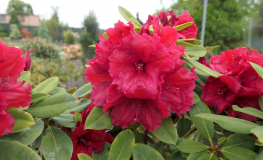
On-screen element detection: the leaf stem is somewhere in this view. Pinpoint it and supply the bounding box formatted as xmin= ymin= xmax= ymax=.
xmin=182 ymin=126 xmax=196 ymax=138
xmin=144 ymin=130 xmax=148 ymax=144
xmin=258 ymin=146 xmax=263 ymax=154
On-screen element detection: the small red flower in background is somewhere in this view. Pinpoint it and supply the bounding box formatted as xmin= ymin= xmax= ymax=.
xmin=84 ymin=12 xmax=197 ymax=132
xmin=201 ymin=47 xmax=263 ymax=121
xmin=71 ymin=103 xmax=114 ymax=160
xmin=0 ymin=40 xmax=32 ymax=137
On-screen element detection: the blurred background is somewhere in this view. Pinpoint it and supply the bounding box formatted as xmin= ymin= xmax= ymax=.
xmin=0 ymin=0 xmax=262 ymax=89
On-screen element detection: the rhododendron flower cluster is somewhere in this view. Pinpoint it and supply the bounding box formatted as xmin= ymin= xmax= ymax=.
xmin=71 ymin=103 xmax=114 ymax=160
xmin=0 ymin=41 xmax=32 ymax=137
xmin=84 ymin=11 xmax=197 ymax=132
xmin=201 ymin=47 xmax=263 ymax=121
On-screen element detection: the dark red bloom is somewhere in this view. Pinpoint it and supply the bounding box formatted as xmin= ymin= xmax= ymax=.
xmin=109 ymin=33 xmax=173 ymax=99
xmin=0 ymin=94 xmax=14 ymax=137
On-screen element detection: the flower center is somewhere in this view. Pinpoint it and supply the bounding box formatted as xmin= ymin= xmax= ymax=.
xmin=218 ymin=87 xmax=228 ymax=95
xmin=132 ymin=100 xmax=141 ymax=121
xmin=135 ymin=60 xmax=144 ymax=73
xmin=79 ymin=137 xmax=90 ymax=146
xmin=0 ymin=77 xmax=10 ymax=90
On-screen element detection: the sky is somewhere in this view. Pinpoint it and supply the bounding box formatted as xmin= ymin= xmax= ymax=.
xmin=0 ymin=0 xmax=174 ymax=29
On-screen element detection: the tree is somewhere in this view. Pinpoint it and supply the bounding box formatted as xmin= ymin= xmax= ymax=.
xmin=46 ymin=7 xmax=60 ymax=42
xmin=6 ymin=0 xmax=33 ymax=14
xmin=80 ymin=11 xmax=99 ymax=64
xmin=9 ymin=11 xmax=20 ymax=25
xmin=9 ymin=24 xmax=21 ymax=39
xmin=38 ymin=20 xmax=52 ymax=42
xmin=63 ymin=29 xmax=75 ymax=44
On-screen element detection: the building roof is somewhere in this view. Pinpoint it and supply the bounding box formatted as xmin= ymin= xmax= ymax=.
xmin=0 ymin=14 xmax=40 ymax=27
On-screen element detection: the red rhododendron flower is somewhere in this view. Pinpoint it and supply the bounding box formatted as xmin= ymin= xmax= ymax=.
xmin=201 ymin=47 xmax=263 ymax=121
xmin=84 ymin=20 xmax=197 ymax=131
xmin=71 ymin=103 xmax=113 ymax=160
xmin=24 ymin=51 xmax=31 ymax=71
xmin=0 ymin=94 xmax=14 ymax=137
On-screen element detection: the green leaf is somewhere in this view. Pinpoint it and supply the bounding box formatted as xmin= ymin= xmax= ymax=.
xmin=258 ymin=95 xmax=263 ymax=111
xmin=103 ymin=32 xmax=109 ymax=39
xmin=41 ymin=126 xmax=73 ymax=160
xmin=195 ymin=113 xmax=259 ymax=134
xmin=89 ymin=45 xmax=96 ymax=48
xmin=193 ymin=92 xmax=200 ymax=104
xmin=67 ymin=87 xmax=77 ymax=94
xmin=74 ymin=112 xmax=82 ymax=123
xmin=177 ymin=140 xmax=209 ymax=153
xmin=177 ymin=117 xmax=191 ymax=137
xmin=132 ymin=144 xmax=164 ymax=160
xmin=223 ymin=133 xmax=255 ymax=151
xmin=51 ymin=114 xmax=76 ymax=128
xmin=0 ymin=140 xmax=41 ymax=160
xmin=185 ymin=45 xmax=207 ymax=57
xmin=184 ymin=58 xmax=222 ymax=77
xmin=64 ymin=98 xmax=92 ymax=114
xmin=197 ymin=154 xmax=218 ymax=160
xmin=256 ymin=151 xmax=263 ymax=160
xmin=49 ymin=87 xmax=66 ymax=95
xmin=221 ymin=147 xmax=257 ymax=160
xmin=31 ymin=132 xmax=43 ymax=151
xmin=103 ymin=142 xmax=111 ymax=149
xmin=150 ymin=142 xmax=165 ymax=156
xmin=77 ymin=153 xmax=92 ymax=160
xmin=85 ymin=106 xmax=112 ymax=130
xmin=174 ymin=22 xmax=193 ymax=31
xmin=33 ymin=77 xmax=59 ymax=94
xmin=27 ymin=93 xmax=77 ymax=118
xmin=73 ymin=83 xmax=92 ymax=98
xmin=17 ymin=71 xmax=31 ymax=86
xmin=30 ymin=93 xmax=50 ymax=103
xmin=178 ymin=39 xmax=201 ymax=45
xmin=134 ymin=130 xmax=144 ymax=144
xmin=151 ymin=117 xmax=178 ymax=144
xmin=206 ymin=45 xmax=219 ymax=52
xmin=170 ymin=151 xmax=185 ymax=160
xmin=176 ymin=41 xmax=196 ymax=47
xmin=108 ymin=129 xmax=135 ymax=160
xmin=92 ymin=149 xmax=109 ymax=160
xmin=217 ymin=137 xmax=227 ymax=145
xmin=189 ymin=101 xmax=214 ymax=142
xmin=249 ymin=62 xmax=263 ymax=79
xmin=118 ymin=6 xmax=139 ymax=24
xmin=251 ymin=126 xmax=263 ymax=143
xmin=7 ymin=108 xmax=35 ymax=132
xmin=232 ymin=105 xmax=263 ymax=119
xmin=188 ymin=151 xmax=208 ymax=160
xmin=130 ymin=17 xmax=142 ymax=28
xmin=0 ymin=119 xmax=44 ymax=145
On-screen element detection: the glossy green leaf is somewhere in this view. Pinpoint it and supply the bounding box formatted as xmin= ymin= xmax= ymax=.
xmin=77 ymin=153 xmax=92 ymax=160
xmin=85 ymin=106 xmax=112 ymax=130
xmin=256 ymin=151 xmax=263 ymax=160
xmin=217 ymin=137 xmax=227 ymax=145
xmin=51 ymin=114 xmax=76 ymax=128
xmin=67 ymin=87 xmax=77 ymax=94
xmin=177 ymin=117 xmax=191 ymax=137
xmin=108 ymin=129 xmax=135 ymax=160
xmin=232 ymin=105 xmax=263 ymax=119
xmin=130 ymin=17 xmax=142 ymax=28
xmin=151 ymin=117 xmax=178 ymax=144
xmin=223 ymin=133 xmax=255 ymax=151
xmin=103 ymin=32 xmax=109 ymax=39
xmin=206 ymin=45 xmax=220 ymax=52
xmin=189 ymin=101 xmax=214 ymax=142
xmin=31 ymin=132 xmax=43 ymax=151
xmin=221 ymin=147 xmax=257 ymax=160
xmin=0 ymin=119 xmax=44 ymax=145
xmin=193 ymin=92 xmax=200 ymax=104
xmin=177 ymin=140 xmax=209 ymax=153
xmin=251 ymin=126 xmax=263 ymax=143
xmin=7 ymin=108 xmax=35 ymax=132
xmin=176 ymin=41 xmax=196 ymax=47
xmin=134 ymin=130 xmax=144 ymax=144
xmin=0 ymin=140 xmax=41 ymax=160
xmin=92 ymin=149 xmax=109 ymax=160
xmin=49 ymin=87 xmax=66 ymax=95
xmin=259 ymin=95 xmax=263 ymax=111
xmin=249 ymin=62 xmax=263 ymax=79
xmin=33 ymin=77 xmax=59 ymax=94
xmin=188 ymin=151 xmax=208 ymax=160
xmin=195 ymin=113 xmax=259 ymax=134
xmin=118 ymin=6 xmax=139 ymax=24
xmin=41 ymin=126 xmax=73 ymax=160
xmin=150 ymin=142 xmax=165 ymax=156
xmin=30 ymin=93 xmax=50 ymax=103
xmin=174 ymin=22 xmax=193 ymax=31
xmin=89 ymin=45 xmax=96 ymax=48
xmin=27 ymin=93 xmax=77 ymax=118
xmin=170 ymin=151 xmax=185 ymax=160
xmin=185 ymin=45 xmax=207 ymax=57
xmin=103 ymin=142 xmax=111 ymax=149
xmin=178 ymin=39 xmax=201 ymax=45
xmin=74 ymin=112 xmax=82 ymax=123
xmin=64 ymin=98 xmax=92 ymax=114
xmin=184 ymin=58 xmax=222 ymax=77
xmin=17 ymin=71 xmax=31 ymax=86
xmin=197 ymin=154 xmax=218 ymax=160
xmin=132 ymin=144 xmax=164 ymax=160
xmin=73 ymin=83 xmax=92 ymax=98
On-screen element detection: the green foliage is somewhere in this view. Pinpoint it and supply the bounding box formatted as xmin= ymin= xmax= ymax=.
xmin=0 ymin=25 xmax=8 ymax=37
xmin=6 ymin=0 xmax=33 ymax=14
xmin=46 ymin=7 xmax=60 ymax=42
xmin=38 ymin=20 xmax=52 ymax=42
xmin=9 ymin=24 xmax=21 ymax=39
xmin=63 ymin=29 xmax=75 ymax=44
